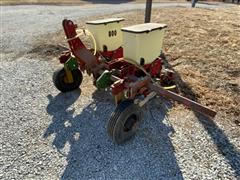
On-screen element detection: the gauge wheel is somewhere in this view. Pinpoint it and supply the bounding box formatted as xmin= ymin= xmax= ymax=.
xmin=107 ymin=100 xmax=142 ymax=144
xmin=53 ymin=67 xmax=83 ymax=92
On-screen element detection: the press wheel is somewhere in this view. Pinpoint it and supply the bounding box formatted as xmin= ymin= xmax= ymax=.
xmin=107 ymin=100 xmax=142 ymax=144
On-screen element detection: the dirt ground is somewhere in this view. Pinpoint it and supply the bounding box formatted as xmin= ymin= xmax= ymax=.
xmin=29 ymin=7 xmax=240 ymax=126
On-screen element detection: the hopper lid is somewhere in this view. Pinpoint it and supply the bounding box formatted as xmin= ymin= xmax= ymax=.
xmin=86 ymin=18 xmax=125 ymax=25
xmin=121 ymin=23 xmax=167 ymax=33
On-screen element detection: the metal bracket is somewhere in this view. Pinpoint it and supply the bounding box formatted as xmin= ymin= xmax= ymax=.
xmin=65 ymin=57 xmax=78 ymax=71
xmin=134 ymin=91 xmax=157 ymax=107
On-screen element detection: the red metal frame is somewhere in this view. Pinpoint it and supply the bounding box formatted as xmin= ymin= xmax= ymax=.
xmin=96 ymin=47 xmax=123 ymax=61
xmin=59 ymin=19 xmax=216 ymax=118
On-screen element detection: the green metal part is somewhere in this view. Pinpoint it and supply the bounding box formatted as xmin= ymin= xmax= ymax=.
xmin=96 ymin=70 xmax=112 ymax=89
xmin=65 ymin=57 xmax=78 ymax=71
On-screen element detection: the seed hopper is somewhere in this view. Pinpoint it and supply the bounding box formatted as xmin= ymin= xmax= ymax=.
xmin=53 ymin=18 xmax=216 ymax=144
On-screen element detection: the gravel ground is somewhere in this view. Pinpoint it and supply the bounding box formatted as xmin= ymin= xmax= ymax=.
xmin=1 ymin=3 xmax=239 ymax=180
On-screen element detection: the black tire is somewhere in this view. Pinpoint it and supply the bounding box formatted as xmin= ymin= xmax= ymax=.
xmin=53 ymin=67 xmax=83 ymax=92
xmin=107 ymin=100 xmax=142 ymax=144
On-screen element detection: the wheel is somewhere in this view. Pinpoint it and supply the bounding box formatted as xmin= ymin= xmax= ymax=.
xmin=53 ymin=67 xmax=83 ymax=92
xmin=107 ymin=100 xmax=142 ymax=144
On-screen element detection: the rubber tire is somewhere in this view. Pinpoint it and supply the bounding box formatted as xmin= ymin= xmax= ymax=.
xmin=53 ymin=67 xmax=83 ymax=93
xmin=107 ymin=100 xmax=142 ymax=144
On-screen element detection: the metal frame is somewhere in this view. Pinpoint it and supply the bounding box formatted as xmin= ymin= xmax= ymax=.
xmin=58 ymin=19 xmax=216 ymax=118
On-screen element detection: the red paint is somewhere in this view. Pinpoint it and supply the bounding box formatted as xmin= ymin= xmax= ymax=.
xmin=97 ymin=47 xmax=123 ymax=61
xmin=143 ymin=58 xmax=162 ymax=78
xmin=59 ymin=51 xmax=71 ymax=64
xmin=111 ymin=80 xmax=125 ymax=95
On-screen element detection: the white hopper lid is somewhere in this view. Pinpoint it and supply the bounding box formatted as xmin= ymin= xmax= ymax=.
xmin=121 ymin=23 xmax=167 ymax=33
xmin=86 ymin=18 xmax=125 ymax=25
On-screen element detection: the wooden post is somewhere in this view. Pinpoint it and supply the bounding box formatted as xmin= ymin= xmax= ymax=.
xmin=191 ymin=0 xmax=198 ymax=7
xmin=145 ymin=0 xmax=152 ymax=23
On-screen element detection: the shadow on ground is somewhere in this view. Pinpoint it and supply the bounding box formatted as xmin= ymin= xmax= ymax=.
xmin=163 ymin=55 xmax=240 ymax=177
xmin=44 ymin=89 xmax=183 ymax=179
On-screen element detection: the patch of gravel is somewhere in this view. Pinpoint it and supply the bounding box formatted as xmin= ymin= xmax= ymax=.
xmin=0 ymin=57 xmax=184 ymax=179
xmin=1 ymin=3 xmax=239 ymax=180
xmin=1 ymin=56 xmax=239 ymax=179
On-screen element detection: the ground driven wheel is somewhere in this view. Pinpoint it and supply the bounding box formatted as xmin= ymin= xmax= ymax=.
xmin=53 ymin=67 xmax=83 ymax=92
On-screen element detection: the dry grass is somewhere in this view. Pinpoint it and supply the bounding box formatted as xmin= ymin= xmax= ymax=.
xmin=30 ymin=7 xmax=240 ymax=124
xmin=151 ymin=7 xmax=240 ymax=115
